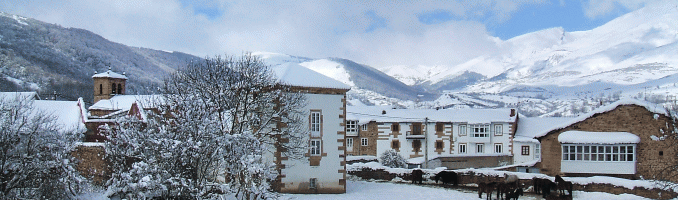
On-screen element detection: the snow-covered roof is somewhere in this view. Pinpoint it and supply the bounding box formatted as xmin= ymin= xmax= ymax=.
xmin=32 ymin=99 xmax=87 ymax=133
xmin=89 ymin=95 xmax=162 ymax=111
xmin=272 ymin=63 xmax=351 ymax=90
xmin=558 ymin=131 xmax=640 ymax=144
xmin=347 ymin=105 xmax=517 ymax=124
xmin=515 ymin=117 xmax=573 ymax=141
xmin=534 ymin=99 xmax=668 ymax=138
xmin=92 ymin=69 xmax=127 ymax=79
xmin=0 ymin=92 xmax=39 ymax=100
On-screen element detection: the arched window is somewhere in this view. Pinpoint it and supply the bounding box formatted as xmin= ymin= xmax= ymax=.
xmin=112 ymin=83 xmax=116 ymax=94
xmin=117 ymin=83 xmax=122 ymax=94
xmin=99 ymin=84 xmax=102 ymax=94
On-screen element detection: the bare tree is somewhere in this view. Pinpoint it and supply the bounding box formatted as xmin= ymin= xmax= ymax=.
xmin=105 ymin=53 xmax=307 ymax=199
xmin=0 ymin=95 xmax=87 ymax=199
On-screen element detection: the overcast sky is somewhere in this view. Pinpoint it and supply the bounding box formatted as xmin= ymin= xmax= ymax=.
xmin=0 ymin=0 xmax=653 ymax=68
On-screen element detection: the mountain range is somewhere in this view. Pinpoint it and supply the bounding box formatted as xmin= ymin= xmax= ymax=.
xmin=1 ymin=2 xmax=677 ymax=116
xmin=0 ymin=12 xmax=200 ymax=104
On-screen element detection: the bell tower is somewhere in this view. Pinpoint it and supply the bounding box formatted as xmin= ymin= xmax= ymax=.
xmin=92 ymin=67 xmax=128 ymax=103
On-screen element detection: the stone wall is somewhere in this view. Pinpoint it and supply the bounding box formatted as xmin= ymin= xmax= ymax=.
xmin=71 ymin=145 xmax=110 ymax=185
xmin=357 ymin=122 xmax=378 ymax=156
xmin=429 ymin=155 xmax=513 ymax=169
xmin=537 ymin=105 xmax=678 ymax=182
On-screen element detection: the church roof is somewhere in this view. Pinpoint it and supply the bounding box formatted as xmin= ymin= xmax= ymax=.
xmin=92 ymin=69 xmax=127 ymax=79
xmin=272 ymin=63 xmax=351 ymax=90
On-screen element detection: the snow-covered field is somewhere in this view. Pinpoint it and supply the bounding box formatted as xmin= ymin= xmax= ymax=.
xmin=282 ymin=180 xmax=649 ymax=200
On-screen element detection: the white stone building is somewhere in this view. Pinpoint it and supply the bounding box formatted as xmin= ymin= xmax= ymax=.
xmin=347 ymin=106 xmax=518 ymax=169
xmin=270 ymin=63 xmax=350 ymax=193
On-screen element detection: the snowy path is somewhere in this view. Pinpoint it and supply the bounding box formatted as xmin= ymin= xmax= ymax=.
xmin=282 ymin=180 xmax=649 ymax=200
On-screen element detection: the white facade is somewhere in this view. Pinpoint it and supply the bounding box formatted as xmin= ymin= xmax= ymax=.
xmin=347 ymin=107 xmax=518 ymax=169
xmin=271 ymin=63 xmax=349 ymax=194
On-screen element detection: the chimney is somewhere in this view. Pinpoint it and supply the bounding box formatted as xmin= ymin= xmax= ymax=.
xmin=510 ymin=109 xmax=516 ymax=117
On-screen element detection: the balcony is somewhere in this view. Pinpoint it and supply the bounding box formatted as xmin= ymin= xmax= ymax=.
xmin=406 ymin=131 xmax=425 ymax=139
xmin=346 ymin=130 xmax=358 ymax=137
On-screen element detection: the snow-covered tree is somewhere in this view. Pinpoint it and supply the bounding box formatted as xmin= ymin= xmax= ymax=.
xmin=380 ymin=149 xmax=407 ymax=168
xmin=105 ymin=53 xmax=306 ymax=199
xmin=0 ymin=96 xmax=88 ymax=199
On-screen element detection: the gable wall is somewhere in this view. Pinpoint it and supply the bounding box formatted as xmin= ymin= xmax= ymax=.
xmin=538 ymin=105 xmax=677 ymax=181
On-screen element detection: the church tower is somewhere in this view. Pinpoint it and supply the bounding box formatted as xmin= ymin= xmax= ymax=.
xmin=92 ymin=67 xmax=128 ymax=103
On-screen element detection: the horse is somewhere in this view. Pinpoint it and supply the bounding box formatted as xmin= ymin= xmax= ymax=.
xmin=555 ymin=175 xmax=573 ymax=196
xmin=505 ymin=188 xmax=524 ymax=200
xmin=532 ymin=177 xmax=550 ymax=195
xmin=504 ymin=173 xmax=519 ymax=183
xmin=434 ymin=171 xmax=458 ymax=186
xmin=411 ymin=169 xmax=423 ymax=184
xmin=496 ymin=182 xmax=517 ymax=200
xmin=478 ymin=182 xmax=497 ymax=200
xmin=540 ymin=180 xmax=558 ymax=198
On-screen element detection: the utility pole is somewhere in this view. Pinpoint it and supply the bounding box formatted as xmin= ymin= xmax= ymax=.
xmin=424 ymin=117 xmax=428 ymax=169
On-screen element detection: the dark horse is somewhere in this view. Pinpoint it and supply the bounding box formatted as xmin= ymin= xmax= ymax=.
xmin=541 ymin=179 xmax=558 ymax=198
xmin=434 ymin=171 xmax=458 ymax=186
xmin=411 ymin=169 xmax=423 ymax=184
xmin=533 ymin=177 xmax=550 ymax=195
xmin=555 ymin=175 xmax=573 ymax=196
xmin=477 ymin=182 xmax=497 ymax=200
xmin=496 ymin=182 xmax=518 ymax=200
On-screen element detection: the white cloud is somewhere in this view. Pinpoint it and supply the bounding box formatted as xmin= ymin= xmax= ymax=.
xmin=0 ymin=0 xmax=629 ymax=69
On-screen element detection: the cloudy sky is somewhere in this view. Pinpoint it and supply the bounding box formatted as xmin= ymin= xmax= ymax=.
xmin=0 ymin=0 xmax=653 ymax=68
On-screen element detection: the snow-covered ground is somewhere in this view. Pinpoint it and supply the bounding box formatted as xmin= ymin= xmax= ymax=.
xmin=281 ymin=180 xmax=649 ymax=200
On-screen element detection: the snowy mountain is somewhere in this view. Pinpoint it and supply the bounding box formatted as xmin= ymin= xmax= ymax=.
xmin=368 ymin=2 xmax=678 ymax=116
xmin=0 ymin=12 xmax=200 ymax=103
xmin=254 ymin=52 xmax=435 ymax=106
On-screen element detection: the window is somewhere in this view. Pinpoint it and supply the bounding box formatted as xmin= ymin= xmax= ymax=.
xmin=346 ymin=138 xmax=353 ymax=149
xmin=477 ymin=144 xmax=484 ymax=153
xmin=111 ymin=83 xmax=117 ymax=94
xmin=436 ymin=123 xmax=444 ymax=132
xmin=361 ymin=138 xmax=368 ymax=146
xmin=99 ymin=84 xmax=102 ymax=94
xmin=310 ymin=140 xmax=321 ymax=156
xmin=459 ymin=125 xmax=467 ymax=136
xmin=391 ymin=123 xmax=400 ymax=131
xmin=362 ymin=124 xmax=368 ymax=131
xmin=436 ymin=141 xmax=444 ymax=149
xmin=346 ymin=120 xmax=357 ymax=133
xmin=494 ymin=125 xmax=503 ymax=136
xmin=412 ymin=123 xmax=422 ymax=135
xmin=495 ymin=143 xmax=503 ymax=153
xmin=117 ymin=83 xmax=122 ymax=94
xmin=562 ymin=144 xmax=635 ymax=162
xmin=471 ymin=124 xmax=490 ymax=137
xmin=521 ymin=146 xmax=530 ymax=155
xmin=535 ymin=144 xmax=541 ymax=159
xmin=412 ymin=140 xmax=421 ymax=149
xmin=459 ymin=143 xmax=467 ymax=153
xmin=392 ymin=140 xmax=400 ymax=148
xmin=310 ymin=111 xmax=321 ymax=137
xmin=309 ymin=178 xmax=317 ymax=189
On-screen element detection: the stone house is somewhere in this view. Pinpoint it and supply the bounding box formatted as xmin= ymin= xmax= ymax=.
xmin=530 ymin=99 xmax=677 ymax=181
xmin=347 ymin=106 xmax=518 ymax=169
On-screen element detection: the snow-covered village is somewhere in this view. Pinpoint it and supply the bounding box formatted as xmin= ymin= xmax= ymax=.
xmin=2 ymin=1 xmax=678 ymax=200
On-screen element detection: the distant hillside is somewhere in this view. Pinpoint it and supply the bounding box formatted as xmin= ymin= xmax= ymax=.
xmin=0 ymin=12 xmax=201 ymax=104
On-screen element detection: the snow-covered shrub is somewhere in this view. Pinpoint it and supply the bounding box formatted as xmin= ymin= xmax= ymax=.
xmin=380 ymin=149 xmax=407 ymax=168
xmin=0 ymin=96 xmax=88 ymax=199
